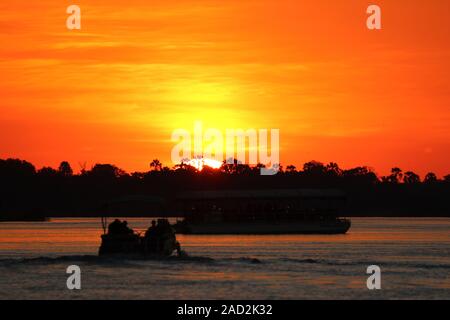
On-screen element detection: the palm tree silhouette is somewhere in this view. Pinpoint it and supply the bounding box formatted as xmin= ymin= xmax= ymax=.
xmin=150 ymin=159 xmax=163 ymax=171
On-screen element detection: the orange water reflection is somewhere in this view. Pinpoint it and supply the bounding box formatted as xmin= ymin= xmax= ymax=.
xmin=0 ymin=217 xmax=449 ymax=255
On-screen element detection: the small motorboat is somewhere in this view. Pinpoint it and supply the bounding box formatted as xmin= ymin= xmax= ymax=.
xmin=98 ymin=218 xmax=182 ymax=258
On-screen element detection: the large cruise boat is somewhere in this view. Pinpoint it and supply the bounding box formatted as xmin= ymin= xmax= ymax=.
xmin=173 ymin=189 xmax=351 ymax=235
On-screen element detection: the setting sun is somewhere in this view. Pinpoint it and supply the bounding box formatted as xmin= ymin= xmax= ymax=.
xmin=186 ymin=157 xmax=223 ymax=171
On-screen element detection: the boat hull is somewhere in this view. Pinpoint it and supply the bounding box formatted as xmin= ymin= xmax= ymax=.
xmin=98 ymin=233 xmax=179 ymax=257
xmin=175 ymin=219 xmax=351 ymax=235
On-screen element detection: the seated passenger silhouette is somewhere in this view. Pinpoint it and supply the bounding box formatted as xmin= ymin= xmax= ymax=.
xmin=108 ymin=219 xmax=134 ymax=235
xmin=108 ymin=219 xmax=122 ymax=235
xmin=144 ymin=220 xmax=158 ymax=253
xmin=122 ymin=220 xmax=133 ymax=234
xmin=145 ymin=220 xmax=157 ymax=237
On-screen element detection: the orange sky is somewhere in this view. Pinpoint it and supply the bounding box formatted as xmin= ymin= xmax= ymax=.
xmin=0 ymin=0 xmax=449 ymax=177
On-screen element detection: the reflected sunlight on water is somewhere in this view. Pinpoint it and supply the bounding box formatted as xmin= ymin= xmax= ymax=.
xmin=0 ymin=217 xmax=449 ymax=299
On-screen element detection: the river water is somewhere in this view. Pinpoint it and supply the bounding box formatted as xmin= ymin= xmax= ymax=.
xmin=0 ymin=217 xmax=449 ymax=299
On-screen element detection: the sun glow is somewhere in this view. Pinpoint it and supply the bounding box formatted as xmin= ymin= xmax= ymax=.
xmin=187 ymin=158 xmax=223 ymax=171
xmin=159 ymin=78 xmax=252 ymax=133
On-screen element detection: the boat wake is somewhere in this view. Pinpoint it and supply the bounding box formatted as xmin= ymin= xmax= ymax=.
xmin=273 ymin=257 xmax=450 ymax=270
xmin=0 ymin=254 xmax=216 ymax=266
xmin=1 ymin=255 xmax=448 ymax=270
xmin=0 ymin=254 xmax=260 ymax=266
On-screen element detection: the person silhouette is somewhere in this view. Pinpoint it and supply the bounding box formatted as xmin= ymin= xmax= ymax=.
xmin=145 ymin=220 xmax=157 ymax=237
xmin=144 ymin=220 xmax=158 ymax=253
xmin=108 ymin=219 xmax=122 ymax=234
xmin=122 ymin=220 xmax=133 ymax=234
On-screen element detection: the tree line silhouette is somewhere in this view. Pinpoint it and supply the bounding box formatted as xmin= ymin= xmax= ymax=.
xmin=0 ymin=158 xmax=449 ymax=219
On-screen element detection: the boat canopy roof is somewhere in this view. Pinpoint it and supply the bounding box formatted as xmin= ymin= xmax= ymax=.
xmin=177 ymin=189 xmax=345 ymax=200
xmin=106 ymin=194 xmax=165 ymax=204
